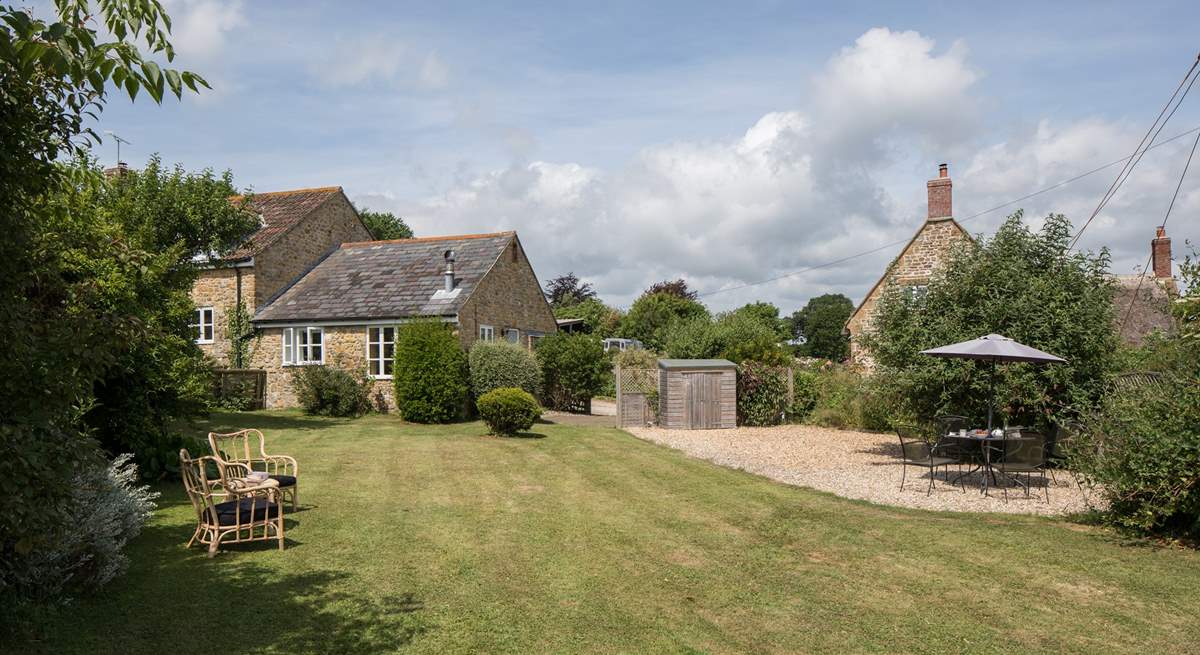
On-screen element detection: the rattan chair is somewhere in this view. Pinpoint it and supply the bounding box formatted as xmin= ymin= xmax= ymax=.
xmin=180 ymin=449 xmax=285 ymax=557
xmin=987 ymin=431 xmax=1049 ymax=503
xmin=896 ymin=424 xmax=963 ymax=495
xmin=208 ymin=429 xmax=298 ymax=510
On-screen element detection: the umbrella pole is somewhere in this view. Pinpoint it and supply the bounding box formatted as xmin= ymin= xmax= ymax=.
xmin=988 ymin=359 xmax=996 ymax=431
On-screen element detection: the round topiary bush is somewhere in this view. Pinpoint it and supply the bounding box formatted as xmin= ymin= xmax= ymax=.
xmin=468 ymin=341 xmax=541 ymax=401
xmin=393 ymin=320 xmax=469 ymax=423
xmin=476 ymin=387 xmax=542 ymax=436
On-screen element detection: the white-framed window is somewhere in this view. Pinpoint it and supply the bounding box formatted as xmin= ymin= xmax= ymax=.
xmin=282 ymin=327 xmax=324 ymax=365
xmin=504 ymin=328 xmax=520 ymax=344
xmin=479 ymin=324 xmax=495 ymax=341
xmin=527 ymin=331 xmax=545 ymax=349
xmin=192 ymin=307 xmax=214 ymax=344
xmin=366 ymin=326 xmax=395 ymax=378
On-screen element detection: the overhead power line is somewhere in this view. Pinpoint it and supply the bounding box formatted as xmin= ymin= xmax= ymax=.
xmin=697 ymin=123 xmax=1200 ymax=299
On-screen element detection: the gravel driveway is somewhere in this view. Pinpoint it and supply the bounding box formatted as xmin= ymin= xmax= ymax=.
xmin=626 ymin=425 xmax=1098 ymax=515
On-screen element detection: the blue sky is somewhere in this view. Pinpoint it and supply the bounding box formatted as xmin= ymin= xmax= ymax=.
xmin=94 ymin=1 xmax=1200 ymax=311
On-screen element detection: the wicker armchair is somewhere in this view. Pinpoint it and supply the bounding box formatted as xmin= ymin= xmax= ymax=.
xmin=208 ymin=429 xmax=298 ymax=510
xmin=180 ymin=449 xmax=285 ymax=557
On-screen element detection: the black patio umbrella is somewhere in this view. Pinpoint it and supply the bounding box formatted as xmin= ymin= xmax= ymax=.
xmin=920 ymin=334 xmax=1067 ymax=430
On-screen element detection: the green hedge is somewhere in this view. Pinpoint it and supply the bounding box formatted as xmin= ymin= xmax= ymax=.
xmin=468 ymin=341 xmax=541 ymax=401
xmin=736 ymin=362 xmax=789 ymax=426
xmin=537 ymin=333 xmax=608 ymax=411
xmin=394 ymin=321 xmax=469 ymax=423
xmin=477 ymin=387 xmax=542 ymax=436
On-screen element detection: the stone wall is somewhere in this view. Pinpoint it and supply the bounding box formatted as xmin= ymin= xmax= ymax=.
xmin=253 ymin=193 xmax=372 ymax=307
xmin=456 ymin=238 xmax=558 ymax=350
xmin=189 ymin=267 xmax=256 ymax=366
xmin=249 ymin=325 xmax=397 ymax=411
xmin=847 ymin=218 xmax=970 ymax=365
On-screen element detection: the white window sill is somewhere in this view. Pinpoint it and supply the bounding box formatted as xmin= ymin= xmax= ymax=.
xmin=195 ymin=339 xmax=215 ymax=345
xmin=368 ymin=375 xmax=393 ymax=380
xmin=282 ymin=361 xmax=324 ymax=367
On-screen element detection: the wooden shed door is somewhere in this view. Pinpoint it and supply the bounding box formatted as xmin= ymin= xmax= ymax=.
xmin=685 ymin=372 xmax=723 ymax=429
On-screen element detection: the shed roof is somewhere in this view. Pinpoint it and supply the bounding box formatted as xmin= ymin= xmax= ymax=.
xmin=657 ymin=358 xmax=736 ymax=370
xmin=252 ymin=232 xmax=515 ymax=324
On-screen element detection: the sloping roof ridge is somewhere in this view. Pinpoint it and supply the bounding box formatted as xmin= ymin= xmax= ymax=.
xmin=229 ymin=186 xmax=342 ymax=202
xmin=342 ymin=231 xmax=516 ymax=247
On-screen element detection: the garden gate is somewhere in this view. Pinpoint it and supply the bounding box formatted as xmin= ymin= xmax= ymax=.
xmin=615 ymin=366 xmax=658 ymax=428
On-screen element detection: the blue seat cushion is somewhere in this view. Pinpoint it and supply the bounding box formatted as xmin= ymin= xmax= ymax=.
xmin=206 ymin=498 xmax=280 ymax=526
xmin=269 ymin=474 xmax=297 ymax=488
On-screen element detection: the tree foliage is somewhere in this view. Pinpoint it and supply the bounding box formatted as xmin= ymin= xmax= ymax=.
xmin=0 ymin=0 xmax=206 ymax=606
xmin=645 ymin=278 xmax=698 ymax=300
xmin=789 ymin=294 xmax=854 ymax=360
xmin=663 ymin=311 xmax=790 ymax=365
xmin=620 ymin=292 xmax=709 ymax=350
xmin=732 ymin=302 xmax=790 ymax=341
xmin=861 ymin=212 xmax=1119 ymax=429
xmin=553 ymin=297 xmax=623 ymax=338
xmin=536 ymin=333 xmax=608 ymax=411
xmin=393 ymin=321 xmax=469 ymax=423
xmin=357 ymin=208 xmax=413 ymax=240
xmin=543 ymin=272 xmax=596 ymax=307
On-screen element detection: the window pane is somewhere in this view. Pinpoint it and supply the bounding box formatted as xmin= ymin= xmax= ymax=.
xmin=309 ymin=329 xmax=322 ymax=345
xmin=369 ymin=343 xmax=380 ymax=360
xmin=383 ymin=343 xmax=394 ymax=360
xmin=310 ymin=345 xmax=322 ymax=362
xmin=383 ymin=359 xmax=393 ymax=376
xmin=204 ymin=324 xmax=214 ymax=341
xmin=384 ymin=327 xmax=395 ymax=343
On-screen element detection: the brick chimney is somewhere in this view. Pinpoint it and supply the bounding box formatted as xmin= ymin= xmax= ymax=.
xmin=927 ymin=163 xmax=952 ymax=220
xmin=1152 ymin=226 xmax=1172 ymax=278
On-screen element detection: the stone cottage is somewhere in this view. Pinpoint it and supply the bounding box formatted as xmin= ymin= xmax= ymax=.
xmin=190 ymin=187 xmax=557 ymax=410
xmin=845 ymin=165 xmax=1178 ymax=365
xmin=247 ymin=231 xmax=555 ymax=409
xmin=845 ymin=164 xmax=971 ymax=364
xmin=189 ymin=186 xmax=374 ymax=364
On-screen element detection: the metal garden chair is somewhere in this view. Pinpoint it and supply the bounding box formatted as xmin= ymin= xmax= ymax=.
xmin=987 ymin=431 xmax=1049 ymax=503
xmin=896 ymin=423 xmax=964 ymax=495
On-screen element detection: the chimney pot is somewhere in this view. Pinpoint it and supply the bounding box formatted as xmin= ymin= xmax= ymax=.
xmin=443 ymin=249 xmax=457 ymax=292
xmin=927 ymin=163 xmax=953 ymax=220
xmin=1151 ymin=227 xmax=1172 ymax=278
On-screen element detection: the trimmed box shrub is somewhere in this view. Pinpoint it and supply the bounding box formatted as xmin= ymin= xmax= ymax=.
xmin=394 ymin=320 xmax=469 ymax=423
xmin=469 ymin=341 xmax=541 ymax=401
xmin=293 ymin=365 xmax=372 ymax=417
xmin=477 ymin=387 xmax=542 ymax=436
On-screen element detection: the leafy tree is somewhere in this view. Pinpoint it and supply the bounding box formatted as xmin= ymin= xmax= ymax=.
xmin=358 ymin=208 xmax=413 ymax=240
xmin=664 ymin=311 xmax=788 ymax=364
xmin=0 ymin=0 xmax=205 ymax=606
xmin=645 ymin=278 xmax=698 ymax=300
xmin=620 ymin=292 xmax=709 ymax=350
xmin=731 ymin=301 xmax=790 ymax=341
xmin=553 ymin=297 xmax=622 ymax=337
xmin=393 ymin=320 xmax=469 ymax=423
xmin=543 ymin=272 xmax=596 ymax=307
xmin=536 ymin=333 xmax=608 ymax=411
xmin=861 ymin=212 xmax=1119 ymax=429
xmin=790 ymin=294 xmax=854 ymax=360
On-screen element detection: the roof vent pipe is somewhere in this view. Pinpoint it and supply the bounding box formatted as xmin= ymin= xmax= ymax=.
xmin=443 ymin=249 xmax=456 ymax=292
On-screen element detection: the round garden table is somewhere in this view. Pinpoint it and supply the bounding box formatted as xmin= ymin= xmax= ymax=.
xmin=946 ymin=430 xmax=1025 ymax=495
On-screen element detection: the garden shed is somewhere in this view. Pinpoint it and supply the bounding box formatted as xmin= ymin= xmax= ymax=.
xmin=658 ymin=359 xmax=737 ymax=430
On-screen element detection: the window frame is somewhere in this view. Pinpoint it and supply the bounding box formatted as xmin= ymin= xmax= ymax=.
xmin=503 ymin=327 xmax=520 ymax=344
xmin=282 ymin=326 xmax=325 ymax=366
xmin=365 ymin=326 xmax=396 ymax=379
xmin=479 ymin=324 xmax=495 ymax=341
xmin=192 ymin=307 xmax=215 ymax=344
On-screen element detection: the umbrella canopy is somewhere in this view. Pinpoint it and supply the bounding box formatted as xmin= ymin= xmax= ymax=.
xmin=920 ymin=334 xmax=1066 ymax=430
xmin=920 ymin=334 xmax=1067 ymax=364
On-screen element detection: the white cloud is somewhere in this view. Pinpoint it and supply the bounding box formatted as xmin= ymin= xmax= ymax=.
xmin=309 ymin=35 xmax=450 ymax=90
xmin=368 ymin=27 xmax=1191 ymax=311
xmin=165 ymin=0 xmax=246 ymax=61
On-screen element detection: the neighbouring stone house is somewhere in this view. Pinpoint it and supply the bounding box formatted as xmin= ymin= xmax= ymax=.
xmin=845 ymin=165 xmax=1178 ymax=366
xmin=845 ymin=164 xmax=971 ymax=365
xmin=246 ymin=231 xmax=556 ymax=410
xmin=189 ymin=186 xmax=374 ymax=364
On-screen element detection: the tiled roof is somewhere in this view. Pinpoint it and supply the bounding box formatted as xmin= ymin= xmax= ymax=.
xmin=226 ymin=187 xmax=344 ymax=259
xmin=252 ymin=232 xmax=516 ymax=323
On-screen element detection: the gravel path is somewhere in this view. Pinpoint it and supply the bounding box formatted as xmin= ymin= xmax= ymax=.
xmin=627 ymin=425 xmax=1100 ymax=515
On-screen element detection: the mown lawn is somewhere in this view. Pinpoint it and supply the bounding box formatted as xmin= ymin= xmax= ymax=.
xmin=22 ymin=411 xmax=1200 ymax=654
